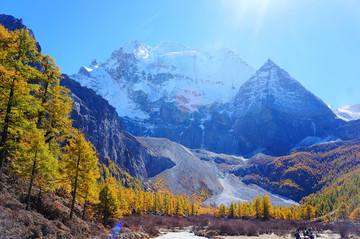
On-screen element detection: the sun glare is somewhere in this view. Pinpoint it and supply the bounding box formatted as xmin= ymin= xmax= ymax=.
xmin=220 ymin=0 xmax=289 ymax=40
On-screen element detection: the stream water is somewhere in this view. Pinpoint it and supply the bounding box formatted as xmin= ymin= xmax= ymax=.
xmin=155 ymin=231 xmax=206 ymax=238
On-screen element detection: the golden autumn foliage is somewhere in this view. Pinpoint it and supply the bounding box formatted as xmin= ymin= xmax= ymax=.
xmin=62 ymin=130 xmax=100 ymax=219
xmin=259 ymin=141 xmax=360 ymax=203
xmin=302 ymin=170 xmax=360 ymax=219
xmin=215 ymin=195 xmax=320 ymax=221
xmin=0 ymin=26 xmax=41 ymax=168
xmin=350 ymin=207 xmax=360 ymax=222
xmin=14 ymin=130 xmax=58 ymax=210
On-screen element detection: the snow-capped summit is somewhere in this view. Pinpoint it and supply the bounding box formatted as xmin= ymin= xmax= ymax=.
xmin=231 ymin=59 xmax=342 ymax=155
xmin=72 ymin=40 xmax=255 ymax=118
xmin=71 ymin=44 xmax=343 ymax=156
xmin=120 ymin=39 xmax=150 ymax=59
xmin=234 ymin=59 xmax=333 ymax=117
xmin=70 ymin=40 xmax=258 ymax=154
xmin=332 ymin=104 xmax=360 ymax=121
xmin=260 ymin=58 xmax=278 ymax=69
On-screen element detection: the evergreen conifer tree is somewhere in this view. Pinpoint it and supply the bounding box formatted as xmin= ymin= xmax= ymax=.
xmin=0 ymin=27 xmax=41 ymax=168
xmin=97 ymin=184 xmax=119 ymax=225
xmin=62 ymin=130 xmax=99 ymax=219
xmin=262 ymin=194 xmax=273 ymax=220
xmin=350 ymin=207 xmax=360 ymax=222
xmin=13 ymin=129 xmax=58 ymax=210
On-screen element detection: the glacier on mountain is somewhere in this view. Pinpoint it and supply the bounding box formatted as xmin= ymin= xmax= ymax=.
xmin=71 ymin=40 xmax=344 ymax=156
xmin=72 ymin=39 xmax=255 ymax=119
xmin=331 ymin=104 xmax=360 ymax=121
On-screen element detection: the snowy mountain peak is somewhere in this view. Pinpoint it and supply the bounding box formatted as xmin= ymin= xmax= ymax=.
xmin=121 ymin=39 xmax=150 ymax=59
xmin=234 ymin=59 xmax=335 ymax=117
xmin=231 ymin=59 xmax=342 ymax=156
xmin=255 ymin=59 xmax=286 ymax=76
xmin=72 ymin=40 xmax=257 ymax=121
xmin=332 ymin=104 xmax=360 ymax=121
xmin=263 ymin=58 xmax=278 ymax=67
xmin=246 ymin=59 xmax=290 ymax=86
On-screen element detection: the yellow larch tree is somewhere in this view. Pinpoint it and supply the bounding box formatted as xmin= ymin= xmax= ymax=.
xmin=13 ymin=129 xmax=58 ymax=210
xmin=62 ymin=130 xmax=99 ymax=219
xmin=0 ymin=27 xmax=41 ymax=169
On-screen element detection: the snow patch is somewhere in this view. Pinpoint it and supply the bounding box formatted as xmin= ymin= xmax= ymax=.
xmin=72 ymin=64 xmax=149 ymax=119
xmin=156 ymin=231 xmax=206 ymax=238
xmin=84 ymin=66 xmax=93 ymax=72
xmin=331 ymin=104 xmax=360 ymax=121
xmin=121 ymin=39 xmax=150 ymax=59
xmin=293 ymin=135 xmax=340 ymax=150
xmin=71 ymin=40 xmax=255 ymax=128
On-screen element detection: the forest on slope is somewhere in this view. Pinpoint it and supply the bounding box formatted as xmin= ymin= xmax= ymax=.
xmin=238 ymin=140 xmax=360 ymax=199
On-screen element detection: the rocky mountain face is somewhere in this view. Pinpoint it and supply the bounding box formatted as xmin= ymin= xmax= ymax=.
xmin=61 ymin=76 xmax=142 ymax=178
xmin=61 ymin=75 xmax=298 ymax=205
xmin=231 ymin=59 xmax=344 ymax=155
xmin=0 ymin=14 xmax=41 ymax=52
xmin=0 ymin=14 xmax=35 ymax=37
xmin=71 ymin=40 xmax=257 ymax=154
xmin=60 ymin=75 xmax=298 ymax=205
xmin=71 ymin=41 xmax=351 ymax=156
xmin=61 ymin=75 xmax=177 ymax=181
xmin=332 ymin=119 xmax=360 ymax=140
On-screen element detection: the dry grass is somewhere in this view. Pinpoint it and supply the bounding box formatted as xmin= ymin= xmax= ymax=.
xmin=0 ymin=173 xmax=108 ymax=239
xmin=119 ymin=214 xmax=360 ymax=238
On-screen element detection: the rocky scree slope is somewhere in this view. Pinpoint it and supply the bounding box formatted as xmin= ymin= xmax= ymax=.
xmin=135 ymin=137 xmax=298 ymax=206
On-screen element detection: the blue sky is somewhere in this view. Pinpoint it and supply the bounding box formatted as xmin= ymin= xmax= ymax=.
xmin=2 ymin=0 xmax=360 ymax=107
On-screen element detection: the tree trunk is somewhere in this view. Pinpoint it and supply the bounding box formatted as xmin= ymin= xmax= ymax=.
xmin=69 ymin=154 xmax=81 ymax=219
xmin=103 ymin=189 xmax=109 ymax=225
xmin=82 ymin=195 xmax=88 ymax=220
xmin=37 ymin=186 xmax=42 ymax=208
xmin=0 ymin=84 xmax=15 ymax=168
xmin=36 ymin=82 xmax=48 ymax=129
xmin=26 ymin=151 xmax=37 ymax=210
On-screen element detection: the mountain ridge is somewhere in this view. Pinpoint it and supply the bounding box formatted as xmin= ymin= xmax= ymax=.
xmin=0 ymin=14 xmax=41 ymax=52
xmin=231 ymin=59 xmax=343 ymax=155
xmin=71 ymin=39 xmax=349 ymax=156
xmin=332 ymin=104 xmax=360 ymax=121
